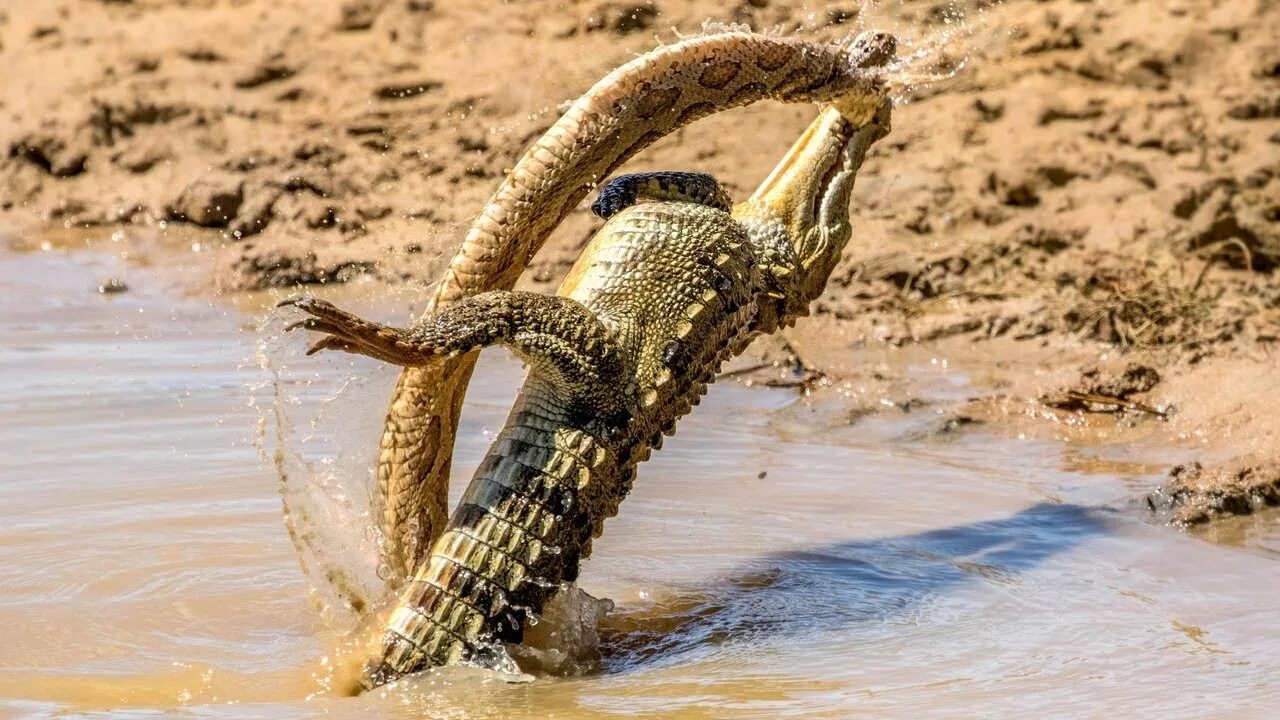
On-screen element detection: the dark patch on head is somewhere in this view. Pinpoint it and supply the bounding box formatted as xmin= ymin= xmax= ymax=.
xmin=592 ymin=177 xmax=637 ymax=219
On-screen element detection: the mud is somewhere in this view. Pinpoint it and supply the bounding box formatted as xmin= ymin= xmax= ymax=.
xmin=2 ymin=0 xmax=1278 ymax=524
xmin=1149 ymin=461 xmax=1280 ymax=526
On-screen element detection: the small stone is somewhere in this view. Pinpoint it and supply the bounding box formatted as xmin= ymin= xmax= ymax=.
xmin=167 ymin=172 xmax=245 ymax=227
xmin=97 ymin=278 xmax=129 ymax=294
xmin=827 ymin=7 xmax=858 ymax=25
xmin=973 ymin=97 xmax=1005 ymax=122
xmin=234 ymin=58 xmax=296 ymax=89
xmin=1226 ymin=94 xmax=1280 ymax=120
xmin=229 ymin=186 xmax=281 ymax=239
xmin=373 ymin=78 xmax=442 ymax=100
xmin=584 ymin=2 xmax=659 ymax=35
xmin=9 ymin=133 xmax=88 ymax=177
xmin=986 ymin=169 xmax=1040 ymax=208
xmin=113 ymin=144 xmax=171 ymax=174
xmin=181 ymin=47 xmax=224 ymax=63
xmin=336 ymin=0 xmax=386 ymax=31
xmin=1148 ymin=462 xmax=1280 ymax=526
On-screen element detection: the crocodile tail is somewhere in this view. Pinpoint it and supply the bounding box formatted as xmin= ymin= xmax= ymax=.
xmin=375 ymin=30 xmax=895 ymax=581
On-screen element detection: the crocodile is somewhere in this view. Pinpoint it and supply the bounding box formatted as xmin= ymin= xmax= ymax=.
xmin=282 ymin=27 xmax=896 ymax=688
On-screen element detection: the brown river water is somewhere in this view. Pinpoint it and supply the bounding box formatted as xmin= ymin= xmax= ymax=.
xmin=2 ymin=237 xmax=1279 ymax=718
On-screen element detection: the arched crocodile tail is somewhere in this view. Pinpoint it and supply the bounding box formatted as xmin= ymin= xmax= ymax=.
xmin=375 ymin=29 xmax=897 ymax=581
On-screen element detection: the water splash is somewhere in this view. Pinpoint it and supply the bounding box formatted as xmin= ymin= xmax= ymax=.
xmin=855 ymin=0 xmax=1007 ymax=104
xmin=250 ymin=288 xmax=615 ymax=681
xmin=700 ymin=1 xmax=1005 ymax=104
xmin=250 ymin=300 xmax=398 ymax=633
xmin=509 ymin=584 xmax=615 ymax=676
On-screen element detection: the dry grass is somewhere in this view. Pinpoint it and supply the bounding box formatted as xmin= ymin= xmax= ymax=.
xmin=1058 ymin=255 xmax=1220 ymax=350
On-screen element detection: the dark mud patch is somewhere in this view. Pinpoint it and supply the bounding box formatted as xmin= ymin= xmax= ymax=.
xmin=1148 ymin=462 xmax=1280 ymax=526
xmin=1041 ymin=363 xmax=1167 ymax=417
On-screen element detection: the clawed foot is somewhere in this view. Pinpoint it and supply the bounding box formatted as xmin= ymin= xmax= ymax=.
xmin=278 ymin=295 xmax=420 ymax=364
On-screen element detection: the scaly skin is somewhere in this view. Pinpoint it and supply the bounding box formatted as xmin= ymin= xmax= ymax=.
xmin=284 ymin=29 xmax=895 ymax=688
xmin=375 ymin=29 xmax=896 ymax=582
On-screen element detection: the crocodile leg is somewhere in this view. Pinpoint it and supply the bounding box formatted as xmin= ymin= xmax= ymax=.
xmin=281 ymin=293 xmax=625 ymax=412
xmin=591 ymin=172 xmax=733 ymax=219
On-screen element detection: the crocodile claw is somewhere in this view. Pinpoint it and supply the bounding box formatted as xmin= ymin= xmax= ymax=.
xmin=306 ymin=336 xmax=357 ymax=356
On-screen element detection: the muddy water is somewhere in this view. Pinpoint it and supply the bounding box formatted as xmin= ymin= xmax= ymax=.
xmin=2 ymin=241 xmax=1279 ymax=719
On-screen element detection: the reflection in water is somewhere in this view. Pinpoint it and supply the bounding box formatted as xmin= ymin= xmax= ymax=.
xmin=603 ymin=503 xmax=1105 ymax=669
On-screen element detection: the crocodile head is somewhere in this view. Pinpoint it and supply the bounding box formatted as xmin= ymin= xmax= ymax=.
xmin=734 ymin=31 xmax=895 ymax=327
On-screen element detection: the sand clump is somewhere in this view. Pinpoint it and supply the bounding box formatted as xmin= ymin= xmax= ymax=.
xmin=1149 ymin=462 xmax=1280 ymax=526
xmin=2 ymin=0 xmax=1278 ymax=527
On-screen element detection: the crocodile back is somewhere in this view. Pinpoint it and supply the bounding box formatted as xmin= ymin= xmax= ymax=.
xmin=365 ymin=202 xmax=763 ymax=683
xmin=561 ymin=202 xmax=760 ymax=391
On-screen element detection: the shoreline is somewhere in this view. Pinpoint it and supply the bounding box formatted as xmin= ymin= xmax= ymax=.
xmin=5 ymin=221 xmax=1276 ymax=533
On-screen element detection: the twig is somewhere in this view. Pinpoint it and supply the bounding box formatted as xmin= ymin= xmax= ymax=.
xmin=1041 ymin=390 xmax=1168 ymax=418
xmin=779 ymin=331 xmax=818 ymax=374
xmin=717 ymin=361 xmax=771 ymax=380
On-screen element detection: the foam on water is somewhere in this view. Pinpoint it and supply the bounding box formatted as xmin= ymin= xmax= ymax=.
xmin=252 ymin=306 xmax=392 ymax=632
